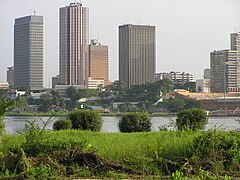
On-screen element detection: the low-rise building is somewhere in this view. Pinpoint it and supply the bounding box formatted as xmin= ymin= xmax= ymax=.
xmin=0 ymin=82 xmax=9 ymax=89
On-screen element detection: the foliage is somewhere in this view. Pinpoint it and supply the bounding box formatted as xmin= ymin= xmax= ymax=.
xmin=0 ymin=98 xmax=15 ymax=138
xmin=37 ymin=94 xmax=52 ymax=112
xmin=175 ymin=82 xmax=196 ymax=92
xmin=160 ymin=98 xmax=203 ymax=112
xmin=15 ymin=96 xmax=28 ymax=111
xmin=68 ymin=110 xmax=103 ymax=131
xmin=118 ymin=112 xmax=151 ymax=132
xmin=1 ymin=130 xmax=240 ymax=178
xmin=37 ymin=92 xmax=65 ymax=112
xmin=125 ymin=79 xmax=174 ymax=103
xmin=53 ymin=119 xmax=72 ymax=130
xmin=176 ymin=108 xmax=208 ymax=131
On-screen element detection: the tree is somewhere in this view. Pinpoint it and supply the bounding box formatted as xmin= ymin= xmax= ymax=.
xmin=176 ymin=108 xmax=208 ymax=131
xmin=118 ymin=112 xmax=151 ymax=132
xmin=38 ymin=94 xmax=52 ymax=112
xmin=16 ymin=96 xmax=28 ymax=112
xmin=0 ymin=98 xmax=15 ymax=141
xmin=68 ymin=110 xmax=103 ymax=131
xmin=175 ymin=82 xmax=196 ymax=92
xmin=159 ymin=98 xmax=203 ymax=112
xmin=108 ymin=81 xmax=127 ymax=101
xmin=66 ymin=87 xmax=80 ymax=101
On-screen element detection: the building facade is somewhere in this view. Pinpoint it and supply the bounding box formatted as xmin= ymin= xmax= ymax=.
xmin=14 ymin=15 xmax=44 ymax=90
xmin=89 ymin=39 xmax=109 ymax=86
xmin=52 ymin=75 xmax=60 ymax=88
xmin=210 ymin=33 xmax=240 ymax=93
xmin=155 ymin=71 xmax=194 ymax=84
xmin=119 ymin=24 xmax=156 ymax=88
xmin=59 ymin=2 xmax=89 ymax=87
xmin=231 ymin=32 xmax=240 ymax=51
xmin=7 ymin=66 xmax=14 ymax=86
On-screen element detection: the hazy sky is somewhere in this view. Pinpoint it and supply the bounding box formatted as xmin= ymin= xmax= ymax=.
xmin=0 ymin=0 xmax=240 ymax=87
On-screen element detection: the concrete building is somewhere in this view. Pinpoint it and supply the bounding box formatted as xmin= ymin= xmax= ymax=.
xmin=88 ymin=78 xmax=104 ymax=89
xmin=155 ymin=72 xmax=173 ymax=82
xmin=171 ymin=71 xmax=194 ymax=84
xmin=52 ymin=75 xmax=60 ymax=88
xmin=89 ymin=39 xmax=109 ymax=86
xmin=204 ymin=68 xmax=211 ymax=79
xmin=0 ymin=82 xmax=9 ymax=89
xmin=155 ymin=71 xmax=194 ymax=84
xmin=210 ymin=33 xmax=240 ymax=93
xmin=59 ymin=2 xmax=89 ymax=87
xmin=196 ymin=79 xmax=210 ymax=92
xmin=14 ymin=15 xmax=44 ymax=90
xmin=119 ymin=24 xmax=156 ymax=88
xmin=231 ymin=32 xmax=240 ymax=51
xmin=7 ymin=66 xmax=14 ymax=86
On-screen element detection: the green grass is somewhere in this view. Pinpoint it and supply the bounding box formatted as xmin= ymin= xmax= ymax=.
xmin=1 ymin=130 xmax=240 ymax=179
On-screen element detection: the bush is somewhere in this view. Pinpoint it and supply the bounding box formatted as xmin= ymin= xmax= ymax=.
xmin=53 ymin=119 xmax=72 ymax=130
xmin=68 ymin=110 xmax=103 ymax=131
xmin=176 ymin=108 xmax=208 ymax=131
xmin=118 ymin=112 xmax=151 ymax=133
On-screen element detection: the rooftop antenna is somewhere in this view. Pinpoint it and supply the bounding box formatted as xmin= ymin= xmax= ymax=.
xmin=33 ymin=3 xmax=36 ymax=16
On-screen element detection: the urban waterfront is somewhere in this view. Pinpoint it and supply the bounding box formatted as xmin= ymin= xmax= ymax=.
xmin=3 ymin=116 xmax=240 ymax=134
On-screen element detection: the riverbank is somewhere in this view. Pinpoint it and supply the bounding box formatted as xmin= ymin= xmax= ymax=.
xmin=6 ymin=111 xmax=174 ymax=118
xmin=1 ymin=130 xmax=240 ymax=179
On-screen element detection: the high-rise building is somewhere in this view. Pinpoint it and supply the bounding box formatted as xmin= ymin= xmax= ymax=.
xmin=119 ymin=24 xmax=156 ymax=88
xmin=59 ymin=2 xmax=89 ymax=87
xmin=231 ymin=32 xmax=240 ymax=51
xmin=7 ymin=66 xmax=14 ymax=86
xmin=14 ymin=15 xmax=44 ymax=90
xmin=89 ymin=39 xmax=109 ymax=87
xmin=210 ymin=32 xmax=240 ymax=93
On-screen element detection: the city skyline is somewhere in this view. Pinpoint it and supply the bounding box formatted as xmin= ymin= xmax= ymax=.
xmin=1 ymin=0 xmax=240 ymax=87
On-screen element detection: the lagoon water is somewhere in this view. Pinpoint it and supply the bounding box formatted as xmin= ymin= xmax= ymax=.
xmin=3 ymin=116 xmax=240 ymax=134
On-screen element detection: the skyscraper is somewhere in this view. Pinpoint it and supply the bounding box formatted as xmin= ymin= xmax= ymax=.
xmin=119 ymin=24 xmax=156 ymax=88
xmin=89 ymin=39 xmax=109 ymax=86
xmin=14 ymin=15 xmax=44 ymax=90
xmin=59 ymin=2 xmax=89 ymax=87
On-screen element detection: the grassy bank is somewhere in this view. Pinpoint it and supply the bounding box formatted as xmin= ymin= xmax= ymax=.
xmin=1 ymin=129 xmax=240 ymax=179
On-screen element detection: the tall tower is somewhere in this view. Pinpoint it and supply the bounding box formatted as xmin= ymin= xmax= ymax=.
xmin=59 ymin=3 xmax=89 ymax=87
xmin=119 ymin=24 xmax=156 ymax=88
xmin=14 ymin=15 xmax=44 ymax=90
xmin=89 ymin=39 xmax=109 ymax=86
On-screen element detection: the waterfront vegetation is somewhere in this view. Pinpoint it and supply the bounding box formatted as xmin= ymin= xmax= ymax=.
xmin=1 ymin=126 xmax=240 ymax=179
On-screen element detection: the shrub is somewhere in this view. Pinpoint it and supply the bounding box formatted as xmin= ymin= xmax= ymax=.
xmin=53 ymin=119 xmax=72 ymax=130
xmin=118 ymin=112 xmax=151 ymax=133
xmin=68 ymin=110 xmax=103 ymax=131
xmin=176 ymin=108 xmax=208 ymax=131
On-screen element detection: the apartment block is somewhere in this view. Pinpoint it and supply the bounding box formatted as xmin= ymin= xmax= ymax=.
xmin=89 ymin=39 xmax=109 ymax=87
